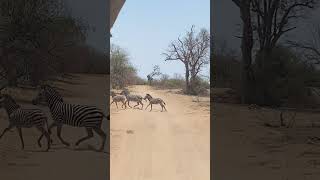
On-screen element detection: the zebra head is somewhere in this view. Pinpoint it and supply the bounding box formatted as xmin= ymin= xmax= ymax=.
xmin=32 ymin=85 xmax=63 ymax=105
xmin=0 ymin=94 xmax=20 ymax=113
xmin=120 ymin=90 xmax=129 ymax=96
xmin=144 ymin=94 xmax=152 ymax=101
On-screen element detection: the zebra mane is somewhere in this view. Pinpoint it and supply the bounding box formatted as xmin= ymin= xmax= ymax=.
xmin=146 ymin=93 xmax=153 ymax=98
xmin=2 ymin=94 xmax=20 ymax=108
xmin=44 ymin=86 xmax=64 ymax=102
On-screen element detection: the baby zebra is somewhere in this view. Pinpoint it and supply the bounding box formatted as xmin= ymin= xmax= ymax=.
xmin=32 ymin=85 xmax=108 ymax=152
xmin=0 ymin=94 xmax=51 ymax=151
xmin=120 ymin=90 xmax=144 ymax=109
xmin=144 ymin=94 xmax=167 ymax=112
xmin=110 ymin=92 xmax=127 ymax=109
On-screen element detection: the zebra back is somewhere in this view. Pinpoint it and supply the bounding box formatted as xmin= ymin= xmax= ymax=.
xmin=43 ymin=86 xmax=105 ymax=128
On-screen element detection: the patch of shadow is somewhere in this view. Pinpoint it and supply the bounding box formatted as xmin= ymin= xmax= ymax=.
xmin=264 ymin=123 xmax=281 ymax=128
xmin=126 ymin=130 xmax=134 ymax=134
xmin=299 ymin=151 xmax=320 ymax=158
xmin=248 ymin=155 xmax=257 ymax=158
xmin=231 ymin=129 xmax=244 ymax=133
xmin=266 ymin=148 xmax=285 ymax=154
xmin=25 ymin=149 xmax=52 ymax=153
xmin=307 ymin=159 xmax=320 ymax=168
xmin=8 ymin=162 xmax=40 ymax=167
xmin=73 ymin=145 xmax=109 ymax=154
xmin=15 ymin=155 xmax=29 ymax=159
xmin=249 ymin=160 xmax=282 ymax=169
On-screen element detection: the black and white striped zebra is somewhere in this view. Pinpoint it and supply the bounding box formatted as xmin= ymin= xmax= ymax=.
xmin=144 ymin=94 xmax=167 ymax=112
xmin=32 ymin=85 xmax=108 ymax=151
xmin=110 ymin=92 xmax=127 ymax=109
xmin=0 ymin=94 xmax=51 ymax=151
xmin=120 ymin=90 xmax=144 ymax=109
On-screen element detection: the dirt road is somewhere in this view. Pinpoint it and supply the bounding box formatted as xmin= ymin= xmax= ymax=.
xmin=0 ymin=74 xmax=109 ymax=180
xmin=110 ymin=85 xmax=210 ymax=180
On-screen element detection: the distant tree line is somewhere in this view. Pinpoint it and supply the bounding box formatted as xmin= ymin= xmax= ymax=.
xmin=226 ymin=0 xmax=320 ymax=106
xmin=0 ymin=0 xmax=107 ymax=87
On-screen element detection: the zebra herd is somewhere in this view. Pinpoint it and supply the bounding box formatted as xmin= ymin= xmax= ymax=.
xmin=110 ymin=90 xmax=167 ymax=112
xmin=0 ymin=85 xmax=109 ymax=152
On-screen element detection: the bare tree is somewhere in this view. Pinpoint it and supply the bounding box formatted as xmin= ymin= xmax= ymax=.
xmin=250 ymin=0 xmax=319 ymax=105
xmin=232 ymin=0 xmax=255 ymax=104
xmin=232 ymin=0 xmax=319 ymax=105
xmin=147 ymin=65 xmax=161 ymax=85
xmin=0 ymin=0 xmax=87 ymax=86
xmin=287 ymin=23 xmax=320 ymax=64
xmin=163 ymin=25 xmax=210 ymax=94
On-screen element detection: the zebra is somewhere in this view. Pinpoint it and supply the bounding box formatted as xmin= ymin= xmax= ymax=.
xmin=144 ymin=94 xmax=167 ymax=112
xmin=120 ymin=90 xmax=144 ymax=109
xmin=0 ymin=94 xmax=51 ymax=151
xmin=32 ymin=85 xmax=108 ymax=152
xmin=110 ymin=92 xmax=127 ymax=109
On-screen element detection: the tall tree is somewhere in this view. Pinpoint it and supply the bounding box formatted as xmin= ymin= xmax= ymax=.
xmin=250 ymin=0 xmax=318 ymax=105
xmin=163 ymin=26 xmax=210 ymax=94
xmin=147 ymin=65 xmax=161 ymax=85
xmin=232 ymin=0 xmax=255 ymax=104
xmin=0 ymin=0 xmax=86 ymax=86
xmin=287 ymin=23 xmax=320 ymax=65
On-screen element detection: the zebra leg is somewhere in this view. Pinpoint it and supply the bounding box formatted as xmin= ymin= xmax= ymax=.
xmin=0 ymin=125 xmax=14 ymax=140
xmin=37 ymin=127 xmax=51 ymax=151
xmin=17 ymin=128 xmax=25 ymax=150
xmin=48 ymin=122 xmax=58 ymax=134
xmin=134 ymin=102 xmax=139 ymax=108
xmin=150 ymin=104 xmax=153 ymax=112
xmin=57 ymin=125 xmax=70 ymax=146
xmin=140 ymin=101 xmax=143 ymax=110
xmin=127 ymin=101 xmax=132 ymax=108
xmin=39 ymin=122 xmax=56 ymax=144
xmin=145 ymin=103 xmax=150 ymax=110
xmin=122 ymin=101 xmax=126 ymax=109
xmin=163 ymin=104 xmax=167 ymax=111
xmin=75 ymin=127 xmax=93 ymax=146
xmin=115 ymin=102 xmax=119 ymax=109
xmin=93 ymin=127 xmax=106 ymax=152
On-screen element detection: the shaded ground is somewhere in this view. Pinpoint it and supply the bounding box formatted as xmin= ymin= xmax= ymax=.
xmin=213 ymin=103 xmax=320 ymax=180
xmin=110 ymin=85 xmax=210 ymax=180
xmin=0 ymin=74 xmax=109 ymax=180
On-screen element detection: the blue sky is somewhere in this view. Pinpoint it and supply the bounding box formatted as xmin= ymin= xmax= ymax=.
xmin=111 ymin=0 xmax=210 ymax=79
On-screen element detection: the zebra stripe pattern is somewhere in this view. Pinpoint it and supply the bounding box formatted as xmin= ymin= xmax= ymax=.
xmin=110 ymin=93 xmax=127 ymax=109
xmin=144 ymin=94 xmax=167 ymax=112
xmin=120 ymin=90 xmax=144 ymax=109
xmin=0 ymin=94 xmax=51 ymax=151
xmin=32 ymin=85 xmax=107 ymax=151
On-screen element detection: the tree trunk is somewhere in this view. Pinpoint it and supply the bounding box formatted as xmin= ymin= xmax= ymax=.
xmin=256 ymin=48 xmax=274 ymax=105
xmin=239 ymin=0 xmax=255 ymax=104
xmin=185 ymin=64 xmax=191 ymax=93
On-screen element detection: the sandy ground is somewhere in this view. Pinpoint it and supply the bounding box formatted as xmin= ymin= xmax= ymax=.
xmin=213 ymin=103 xmax=320 ymax=180
xmin=0 ymin=74 xmax=109 ymax=180
xmin=110 ymin=85 xmax=210 ymax=180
